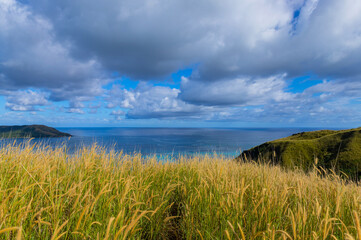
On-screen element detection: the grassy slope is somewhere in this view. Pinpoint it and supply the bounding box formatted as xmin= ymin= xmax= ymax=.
xmin=240 ymin=127 xmax=361 ymax=178
xmin=1 ymin=143 xmax=361 ymax=239
xmin=0 ymin=125 xmax=71 ymax=138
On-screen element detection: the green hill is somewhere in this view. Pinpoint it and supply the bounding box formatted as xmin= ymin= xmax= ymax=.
xmin=0 ymin=125 xmax=72 ymax=138
xmin=238 ymin=127 xmax=361 ymax=178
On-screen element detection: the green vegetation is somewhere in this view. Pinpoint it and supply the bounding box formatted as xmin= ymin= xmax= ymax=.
xmin=0 ymin=125 xmax=71 ymax=138
xmin=240 ymin=127 xmax=361 ymax=178
xmin=2 ymin=142 xmax=361 ymax=239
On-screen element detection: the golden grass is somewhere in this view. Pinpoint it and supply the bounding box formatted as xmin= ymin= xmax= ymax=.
xmin=1 ymin=141 xmax=361 ymax=239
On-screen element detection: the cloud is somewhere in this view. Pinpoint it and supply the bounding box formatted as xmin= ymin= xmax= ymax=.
xmin=110 ymin=110 xmax=125 ymax=120
xmin=234 ymin=79 xmax=361 ymax=124
xmin=4 ymin=0 xmax=361 ymax=83
xmin=1 ymin=0 xmax=361 ymax=125
xmin=66 ymin=108 xmax=85 ymax=114
xmin=24 ymin=0 xmax=293 ymax=81
xmin=304 ymin=79 xmax=361 ymax=100
xmin=22 ymin=0 xmax=361 ymax=82
xmin=4 ymin=89 xmax=49 ymax=111
xmin=180 ymin=74 xmax=292 ymax=106
xmin=64 ymin=100 xmax=86 ymax=114
xmin=106 ymin=83 xmax=209 ymax=119
xmin=0 ymin=0 xmax=106 ymax=102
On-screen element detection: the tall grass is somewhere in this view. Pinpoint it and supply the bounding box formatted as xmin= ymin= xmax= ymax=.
xmin=1 ymin=141 xmax=361 ymax=239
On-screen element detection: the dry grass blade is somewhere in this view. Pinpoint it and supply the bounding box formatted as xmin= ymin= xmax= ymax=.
xmin=122 ymin=211 xmax=150 ymax=240
xmin=104 ymin=217 xmax=115 ymax=240
xmin=51 ymin=220 xmax=69 ymax=240
xmin=353 ymin=211 xmax=361 ymax=240
xmin=237 ymin=223 xmax=246 ymax=240
xmin=0 ymin=227 xmax=21 ymax=237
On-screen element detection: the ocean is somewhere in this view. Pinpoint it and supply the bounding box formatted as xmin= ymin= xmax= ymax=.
xmin=1 ymin=127 xmax=322 ymax=158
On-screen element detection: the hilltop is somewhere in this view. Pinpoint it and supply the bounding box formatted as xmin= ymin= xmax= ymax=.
xmin=0 ymin=125 xmax=72 ymax=138
xmin=239 ymin=127 xmax=361 ymax=178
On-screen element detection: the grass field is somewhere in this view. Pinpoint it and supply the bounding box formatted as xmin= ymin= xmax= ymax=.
xmin=1 ymin=142 xmax=361 ymax=239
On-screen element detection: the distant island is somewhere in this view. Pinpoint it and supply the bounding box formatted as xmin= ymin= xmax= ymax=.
xmin=0 ymin=125 xmax=72 ymax=138
xmin=239 ymin=127 xmax=361 ymax=178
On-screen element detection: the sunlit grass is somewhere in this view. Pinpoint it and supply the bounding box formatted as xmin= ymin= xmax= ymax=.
xmin=1 ymin=141 xmax=361 ymax=239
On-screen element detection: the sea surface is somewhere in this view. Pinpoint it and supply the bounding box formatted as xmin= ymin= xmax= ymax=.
xmin=0 ymin=127 xmax=325 ymax=158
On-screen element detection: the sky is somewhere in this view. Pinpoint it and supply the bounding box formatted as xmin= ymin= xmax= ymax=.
xmin=0 ymin=0 xmax=361 ymax=128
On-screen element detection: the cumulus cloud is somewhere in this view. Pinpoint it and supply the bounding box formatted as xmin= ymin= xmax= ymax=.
xmin=24 ymin=0 xmax=293 ymax=80
xmin=64 ymin=100 xmax=86 ymax=114
xmin=4 ymin=0 xmax=361 ymax=82
xmin=110 ymin=110 xmax=125 ymax=120
xmin=66 ymin=108 xmax=85 ymax=114
xmin=106 ymin=83 xmax=209 ymax=119
xmin=0 ymin=0 xmax=106 ymax=102
xmin=236 ymin=79 xmax=361 ymax=124
xmin=180 ymin=74 xmax=292 ymax=106
xmin=4 ymin=90 xmax=49 ymax=111
xmin=22 ymin=0 xmax=361 ymax=81
xmin=304 ymin=79 xmax=361 ymax=100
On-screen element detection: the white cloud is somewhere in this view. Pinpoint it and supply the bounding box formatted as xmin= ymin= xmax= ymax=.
xmin=5 ymin=90 xmax=49 ymax=111
xmin=106 ymin=83 xmax=209 ymax=119
xmin=66 ymin=108 xmax=85 ymax=114
xmin=110 ymin=110 xmax=125 ymax=120
xmin=305 ymin=79 xmax=361 ymax=99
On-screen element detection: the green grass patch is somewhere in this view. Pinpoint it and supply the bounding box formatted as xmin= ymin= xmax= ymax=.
xmin=241 ymin=127 xmax=361 ymax=179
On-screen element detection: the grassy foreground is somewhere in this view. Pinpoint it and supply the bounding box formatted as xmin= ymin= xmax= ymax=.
xmin=1 ymin=143 xmax=361 ymax=239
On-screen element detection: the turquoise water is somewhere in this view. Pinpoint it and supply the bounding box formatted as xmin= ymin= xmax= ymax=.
xmin=1 ymin=127 xmax=323 ymax=158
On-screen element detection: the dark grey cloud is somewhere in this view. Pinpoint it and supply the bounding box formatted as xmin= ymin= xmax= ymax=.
xmin=22 ymin=0 xmax=361 ymax=82
xmin=0 ymin=0 xmax=107 ymax=102
xmin=179 ymin=74 xmax=291 ymax=106
xmin=4 ymin=0 xmax=361 ymax=86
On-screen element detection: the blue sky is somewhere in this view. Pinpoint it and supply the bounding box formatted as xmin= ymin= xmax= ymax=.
xmin=0 ymin=0 xmax=361 ymax=128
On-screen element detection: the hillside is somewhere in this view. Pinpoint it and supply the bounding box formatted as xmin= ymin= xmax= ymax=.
xmin=239 ymin=127 xmax=361 ymax=178
xmin=0 ymin=125 xmax=72 ymax=138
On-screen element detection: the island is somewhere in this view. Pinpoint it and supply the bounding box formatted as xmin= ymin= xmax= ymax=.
xmin=0 ymin=125 xmax=72 ymax=138
xmin=238 ymin=127 xmax=361 ymax=178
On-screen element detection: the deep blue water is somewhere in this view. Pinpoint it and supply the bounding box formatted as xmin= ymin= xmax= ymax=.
xmin=0 ymin=127 xmax=325 ymax=158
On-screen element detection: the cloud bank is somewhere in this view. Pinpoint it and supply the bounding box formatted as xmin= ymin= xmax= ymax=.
xmin=1 ymin=0 xmax=361 ymax=126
